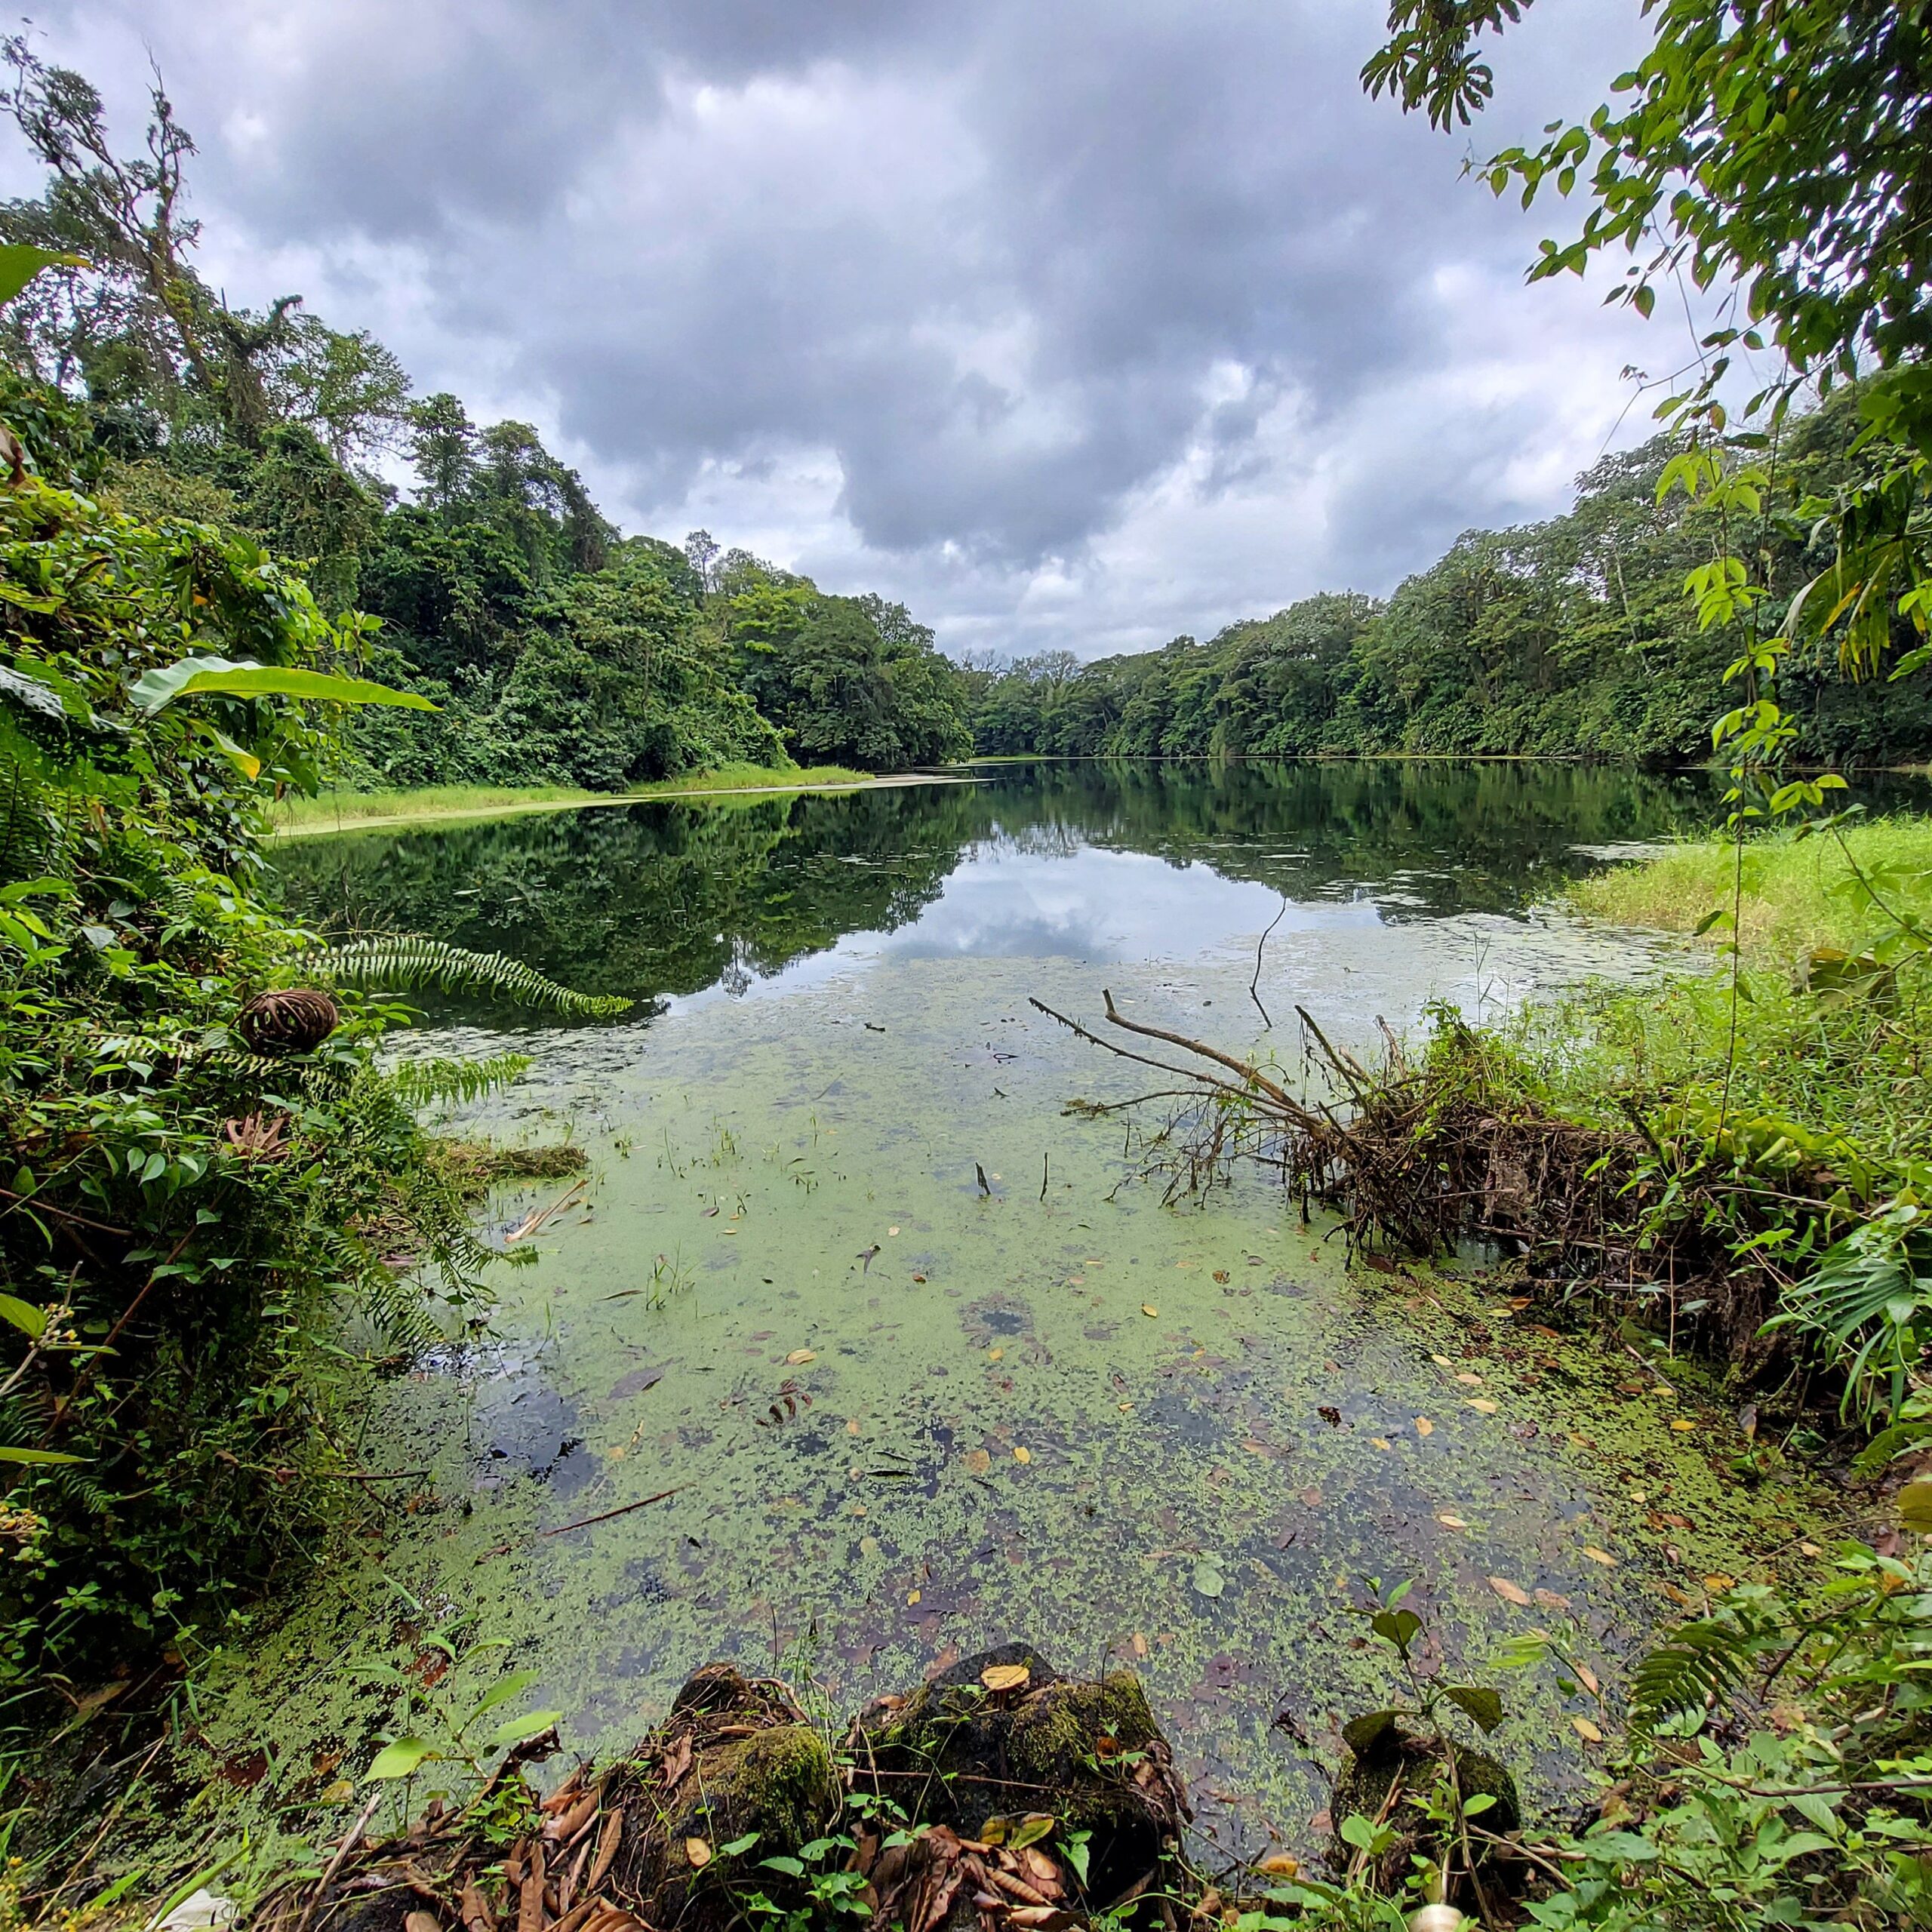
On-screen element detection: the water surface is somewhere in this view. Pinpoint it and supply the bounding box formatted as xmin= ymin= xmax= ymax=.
xmin=231 ymin=763 xmax=1826 ymax=1860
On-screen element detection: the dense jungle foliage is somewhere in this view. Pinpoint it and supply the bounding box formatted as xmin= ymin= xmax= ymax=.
xmin=966 ymin=402 xmax=1932 ymax=765
xmin=0 ymin=45 xmax=973 ymax=795
xmin=0 ymin=387 xmax=645 ymax=1691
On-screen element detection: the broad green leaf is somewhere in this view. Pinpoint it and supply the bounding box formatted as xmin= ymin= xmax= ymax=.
xmin=758 ymin=1857 xmax=805 ymax=1878
xmin=0 ymin=244 xmax=85 ymax=306
xmin=0 ymin=1444 xmax=85 ymax=1464
xmin=131 ymin=656 xmax=437 ymax=715
xmin=1440 ymin=1684 xmax=1504 ymax=1734
xmin=464 ymin=1666 xmax=540 ymax=1727
xmin=1897 ymin=1479 xmax=1932 ymax=1534
xmin=1007 ymin=1814 xmax=1056 ymax=1850
xmin=720 ymin=1835 xmax=761 ymax=1857
xmin=486 ymin=1708 xmax=561 ymax=1749
xmin=1340 ymin=1709 xmax=1401 ymax=1756
xmin=365 ymin=1736 xmax=437 ymax=1780
xmin=1370 ymin=1607 xmax=1422 ymax=1654
xmin=1337 ymin=1814 xmax=1382 ymax=1851
xmin=0 ymin=1293 xmax=48 ymax=1340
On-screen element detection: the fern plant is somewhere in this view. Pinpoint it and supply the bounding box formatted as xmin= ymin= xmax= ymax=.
xmin=388 ymin=1053 xmax=534 ymax=1110
xmin=314 ymin=934 xmax=632 ymax=1020
xmin=1764 ymin=1200 xmax=1932 ymax=1422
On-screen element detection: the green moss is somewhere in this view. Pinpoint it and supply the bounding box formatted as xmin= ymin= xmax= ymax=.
xmin=678 ymin=1726 xmax=837 ymax=1857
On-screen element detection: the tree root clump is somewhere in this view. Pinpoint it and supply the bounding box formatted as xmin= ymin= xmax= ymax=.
xmin=1033 ymin=991 xmax=1821 ymax=1373
xmin=248 ymin=1650 xmax=1191 ymax=1932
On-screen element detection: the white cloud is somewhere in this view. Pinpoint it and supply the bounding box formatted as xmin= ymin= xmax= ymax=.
xmin=14 ymin=0 xmax=1713 ymax=658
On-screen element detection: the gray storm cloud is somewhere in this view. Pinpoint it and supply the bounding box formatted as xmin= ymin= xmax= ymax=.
xmin=13 ymin=0 xmax=1670 ymax=655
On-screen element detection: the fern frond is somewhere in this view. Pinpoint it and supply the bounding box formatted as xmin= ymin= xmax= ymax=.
xmin=1628 ymin=1618 xmax=1756 ymax=1730
xmin=0 ymin=745 xmax=56 ymax=885
xmin=315 ymin=936 xmax=631 ymax=1019
xmin=388 ymin=1053 xmax=533 ymax=1109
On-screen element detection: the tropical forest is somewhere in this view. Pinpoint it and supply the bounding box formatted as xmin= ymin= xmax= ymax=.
xmin=2 ymin=7 xmax=1932 ymax=1932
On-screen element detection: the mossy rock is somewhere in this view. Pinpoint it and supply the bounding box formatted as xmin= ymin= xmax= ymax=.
xmin=666 ymin=1721 xmax=836 ymax=1863
xmin=857 ymin=1644 xmax=1186 ymax=1905
xmin=1328 ymin=1722 xmax=1519 ymax=1892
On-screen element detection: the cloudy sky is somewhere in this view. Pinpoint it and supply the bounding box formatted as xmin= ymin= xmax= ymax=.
xmin=10 ymin=0 xmax=1703 ymax=659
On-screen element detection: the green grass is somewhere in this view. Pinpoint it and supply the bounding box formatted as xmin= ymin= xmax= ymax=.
xmin=1569 ymin=815 xmax=1932 ymax=963
xmin=270 ymin=764 xmax=878 ymax=834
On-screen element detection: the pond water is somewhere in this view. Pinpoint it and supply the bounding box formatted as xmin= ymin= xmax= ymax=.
xmin=223 ymin=762 xmax=1829 ymax=1862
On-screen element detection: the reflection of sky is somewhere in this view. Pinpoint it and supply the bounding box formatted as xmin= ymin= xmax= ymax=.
xmin=665 ymin=839 xmax=1383 ymax=1013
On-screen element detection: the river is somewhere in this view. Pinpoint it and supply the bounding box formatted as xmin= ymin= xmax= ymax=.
xmin=208 ymin=761 xmax=1833 ymax=1865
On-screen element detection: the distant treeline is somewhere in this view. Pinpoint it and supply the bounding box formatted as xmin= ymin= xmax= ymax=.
xmin=964 ymin=405 xmax=1932 ymax=766
xmin=0 ymin=48 xmax=974 ymax=789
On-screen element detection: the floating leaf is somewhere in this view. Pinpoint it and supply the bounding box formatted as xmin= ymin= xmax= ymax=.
xmin=786 ymin=1348 xmax=817 ymax=1365
xmin=964 ymin=1449 xmax=992 ymax=1475
xmin=1454 ymin=1372 xmax=1484 ymax=1387
xmin=1013 ymin=1445 xmax=1031 ymax=1463
xmin=1435 ymin=1512 xmax=1469 ymax=1531
xmin=1571 ymin=1715 xmax=1604 ymax=1744
xmin=1576 ymin=1663 xmax=1601 ymax=1696
xmin=1142 ymin=1303 xmax=1159 ymax=1318
xmin=1192 ymin=1560 xmax=1226 ymax=1597
xmin=1369 ymin=1436 xmax=1392 ymax=1451
xmin=1583 ymin=1546 xmax=1618 ymax=1567
xmin=1534 ymin=1589 xmax=1572 ymax=1611
xmin=1466 ymin=1398 xmax=1499 ymax=1415
xmin=1414 ymin=1417 xmax=1435 ymax=1437
xmin=1701 ymin=1574 xmax=1735 ymax=1593
xmin=888 ymin=1226 xmax=900 ymax=1237
xmin=685 ymin=1837 xmax=713 ymax=1869
xmin=987 ymin=1347 xmax=1004 ymax=1362
xmin=1669 ymin=1419 xmax=1697 ymax=1432
xmin=1213 ymin=1270 xmax=1229 ymax=1283
xmin=1487 ymin=1577 xmax=1531 ymax=1607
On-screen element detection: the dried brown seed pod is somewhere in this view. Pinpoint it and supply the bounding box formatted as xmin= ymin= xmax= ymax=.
xmin=235 ymin=987 xmax=339 ymax=1054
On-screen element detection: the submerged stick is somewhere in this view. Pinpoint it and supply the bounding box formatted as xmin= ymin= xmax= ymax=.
xmin=1250 ymin=896 xmax=1288 ymax=1030
xmin=539 ymin=1485 xmax=685 ymax=1538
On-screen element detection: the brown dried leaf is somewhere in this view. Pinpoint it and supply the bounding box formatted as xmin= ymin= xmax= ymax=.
xmin=1487 ymin=1576 xmax=1531 ymax=1607
xmin=980 ymin=1663 xmax=1032 ymax=1694
xmin=685 ymin=1836 xmax=713 ymax=1870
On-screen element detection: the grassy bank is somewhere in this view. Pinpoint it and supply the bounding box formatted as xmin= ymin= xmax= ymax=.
xmin=269 ymin=762 xmax=890 ymax=835
xmin=1570 ymin=814 xmax=1932 ymax=961
xmin=1254 ymin=816 xmax=1932 ymax=1433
